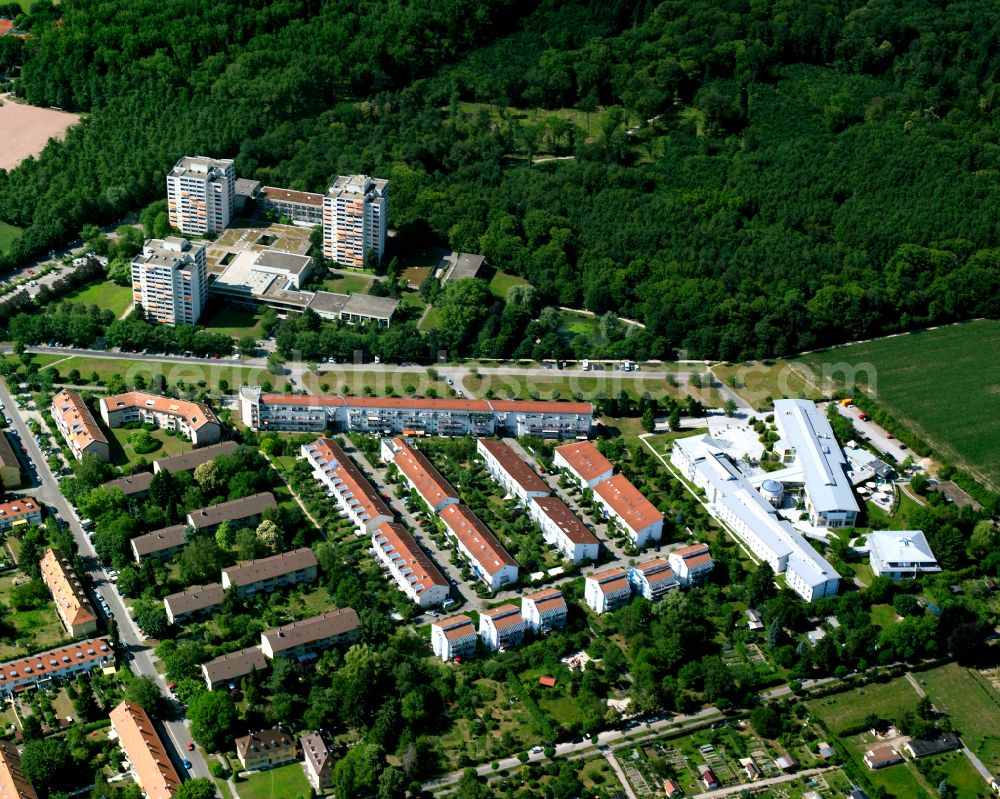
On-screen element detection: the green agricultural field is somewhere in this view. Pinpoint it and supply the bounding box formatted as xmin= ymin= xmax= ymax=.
xmin=807 ymin=677 xmax=920 ymax=735
xmin=0 ymin=222 xmax=22 ymax=254
xmin=60 ymin=281 xmax=133 ymax=317
xmin=237 ymin=762 xmax=311 ymax=799
xmin=796 ymin=320 xmax=1000 ymax=490
xmin=921 ymin=663 xmax=1000 ymax=776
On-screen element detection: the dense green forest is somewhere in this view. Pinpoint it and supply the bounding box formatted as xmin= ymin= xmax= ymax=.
xmin=2 ymin=0 xmax=1000 ymax=359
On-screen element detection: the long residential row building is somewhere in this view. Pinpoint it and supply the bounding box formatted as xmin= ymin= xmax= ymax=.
xmin=0 ymin=739 xmax=37 ymax=799
xmin=476 ymin=437 xmax=600 ymax=564
xmin=584 ymin=544 xmax=714 ymax=614
xmin=40 ymin=548 xmax=97 ymax=637
xmin=0 ymin=638 xmax=114 ymax=699
xmin=240 ymin=386 xmax=594 ymax=439
xmin=110 ymin=701 xmax=181 ymax=799
xmin=554 ymin=441 xmax=664 ymax=547
xmin=672 ymin=434 xmax=840 ymax=602
xmin=431 ymin=587 xmax=569 ymax=660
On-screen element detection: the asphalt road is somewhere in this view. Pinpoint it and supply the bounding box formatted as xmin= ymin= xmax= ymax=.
xmin=0 ymin=379 xmax=215 ymax=787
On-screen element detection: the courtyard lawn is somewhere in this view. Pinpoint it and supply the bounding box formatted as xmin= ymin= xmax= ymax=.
xmin=323 ymin=272 xmax=376 ymax=295
xmin=60 ymin=281 xmax=134 ymax=317
xmin=921 ymin=662 xmax=1000 ymax=776
xmin=198 ymin=305 xmax=265 ymax=338
xmin=0 ymin=575 xmax=67 ymax=659
xmin=236 ymin=762 xmax=311 ymax=799
xmin=108 ymin=426 xmax=193 ymax=466
xmin=807 ymin=677 xmax=920 ymax=735
xmin=0 ymin=222 xmax=22 ymax=254
xmin=796 ymin=319 xmax=1000 ymax=490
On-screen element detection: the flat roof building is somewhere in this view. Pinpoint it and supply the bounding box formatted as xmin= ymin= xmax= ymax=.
xmin=868 ymin=530 xmax=940 ymax=579
xmin=476 ymin=438 xmax=549 ymax=505
xmin=258 ymin=185 xmax=324 ymax=225
xmin=584 ymin=567 xmax=631 ymax=614
xmin=527 ymin=496 xmax=600 ymax=564
xmin=221 ymin=546 xmax=318 ymax=599
xmin=672 ymin=435 xmax=840 ymax=602
xmin=131 ymin=237 xmax=207 ymax=326
xmin=371 ymin=522 xmax=449 ymax=609
xmin=163 ymin=583 xmax=224 ymax=626
xmin=40 ymin=548 xmax=97 ymax=637
xmin=167 ymin=155 xmax=235 ymax=235
xmin=773 ymin=399 xmax=860 ymax=528
xmin=260 ymin=608 xmax=360 ymax=660
xmin=593 ymin=474 xmax=664 ymax=547
xmin=185 ymin=491 xmax=277 ymax=533
xmin=201 ymin=646 xmax=269 ymax=691
xmin=301 ymin=438 xmax=392 ymax=534
xmin=109 ymin=701 xmax=181 ymax=799
xmin=553 ymin=441 xmax=614 ymax=489
xmin=50 ymin=390 xmax=110 ymax=463
xmin=322 ymin=174 xmax=388 ymax=267
xmin=439 ymin=504 xmax=519 ymax=592
xmin=240 ymin=387 xmax=593 ymax=439
xmin=153 ymin=441 xmax=238 ymax=474
xmin=431 ymin=615 xmax=477 ymax=662
xmin=100 ymin=392 xmax=221 ymax=446
xmin=381 ymin=438 xmax=459 ymax=512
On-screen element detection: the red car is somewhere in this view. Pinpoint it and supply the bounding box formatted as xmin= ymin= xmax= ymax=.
xmin=186 ymin=741 xmax=194 ymax=751
xmin=886 ymin=434 xmax=894 ymax=439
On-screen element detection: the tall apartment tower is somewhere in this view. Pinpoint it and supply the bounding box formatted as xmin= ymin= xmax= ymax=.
xmin=167 ymin=156 xmax=236 ymax=235
xmin=131 ymin=237 xmax=207 ymax=326
xmin=322 ymin=175 xmax=388 ymax=267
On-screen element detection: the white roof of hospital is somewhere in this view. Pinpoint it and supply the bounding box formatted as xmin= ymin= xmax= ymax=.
xmin=773 ymin=400 xmax=859 ymax=515
xmin=868 ymin=530 xmax=938 ymax=567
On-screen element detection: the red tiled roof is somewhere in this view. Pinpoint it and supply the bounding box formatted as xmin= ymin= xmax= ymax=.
xmin=524 ymin=588 xmax=566 ymax=614
xmin=389 ymin=439 xmax=457 ymax=508
xmin=372 ymin=521 xmax=448 ymax=593
xmin=102 ymin=391 xmax=218 ymax=431
xmin=554 ymin=440 xmax=613 ymax=483
xmin=482 ymin=604 xmax=523 ymax=630
xmin=304 ymin=438 xmax=391 ymax=521
xmin=0 ymin=497 xmax=40 ymax=522
xmin=530 ymin=496 xmax=599 ymax=545
xmin=539 ymin=676 xmax=556 ymax=687
xmin=0 ymin=739 xmax=38 ymax=799
xmin=439 ymin=504 xmax=517 ymax=574
xmin=433 ymin=615 xmax=476 ymax=641
xmin=260 ymin=186 xmax=324 ymax=207
xmin=594 ymin=474 xmax=663 ymax=533
xmin=477 ymin=439 xmax=549 ymax=495
xmin=110 ymin=702 xmax=181 ymax=799
xmin=588 ymin=567 xmax=629 ymax=594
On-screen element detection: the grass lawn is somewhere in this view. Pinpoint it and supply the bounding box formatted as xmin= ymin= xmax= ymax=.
xmin=796 ymin=319 xmax=1000 ymax=490
xmin=459 ymin=371 xmax=722 ymax=406
xmin=22 ymin=354 xmax=266 ymax=389
xmin=488 ymin=270 xmax=529 ymax=299
xmin=0 ymin=576 xmax=66 ymax=659
xmin=711 ymin=360 xmax=821 ymax=410
xmin=108 ymin=426 xmax=193 ymax=466
xmin=864 ymin=491 xmax=923 ymax=532
xmin=869 ymin=603 xmax=899 ymax=629
xmin=921 ymin=662 xmax=1000 ymax=775
xmin=0 ymin=222 xmax=22 ymax=254
xmin=934 ymin=750 xmax=988 ymax=798
xmin=59 ymin=281 xmax=133 ymax=317
xmin=300 ymin=368 xmax=443 ymax=398
xmin=540 ymin=695 xmax=583 ymax=727
xmin=643 ymin=427 xmax=709 ymax=455
xmin=418 ymin=306 xmax=442 ymax=332
xmin=808 ymin=677 xmax=920 ymax=735
xmin=323 ymin=273 xmax=376 ymax=294
xmin=236 ymin=762 xmax=310 ymax=799
xmin=198 ymin=305 xmax=265 ymax=338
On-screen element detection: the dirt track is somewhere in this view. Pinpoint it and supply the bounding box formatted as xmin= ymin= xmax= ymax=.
xmin=0 ymin=94 xmax=80 ymax=170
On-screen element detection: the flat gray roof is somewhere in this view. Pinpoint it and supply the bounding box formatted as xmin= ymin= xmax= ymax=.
xmin=307 ymin=291 xmax=349 ymax=315
xmin=235 ymin=178 xmax=261 ymax=197
xmin=342 ymin=293 xmax=398 ymax=319
xmin=254 ymin=249 xmax=312 ymax=275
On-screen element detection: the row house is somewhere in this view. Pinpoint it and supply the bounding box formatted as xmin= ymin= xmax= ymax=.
xmin=0 ymin=739 xmax=37 ymax=799
xmin=260 ymin=608 xmax=360 ymax=660
xmin=380 ymin=438 xmax=459 ymax=512
xmin=201 ymin=646 xmax=269 ymax=691
xmin=186 ymin=491 xmax=277 ymax=534
xmin=593 ymin=474 xmax=664 ymax=547
xmin=553 ymin=440 xmax=613 ymax=490
xmin=0 ymin=639 xmax=114 ymax=698
xmin=528 ymin=496 xmax=600 ymax=564
xmin=476 ymin=438 xmax=549 ymax=505
xmin=131 ymin=524 xmax=188 ymax=563
xmin=301 ymin=438 xmax=392 ymax=533
xmin=40 ymin=548 xmax=97 ymax=637
xmin=221 ymin=547 xmax=318 ymax=599
xmin=371 ymin=521 xmax=449 ymax=609
xmin=101 ymin=472 xmax=153 ymax=501
xmin=668 ymin=543 xmax=715 ymax=586
xmin=439 ymin=504 xmax=519 ymax=592
xmin=109 ymin=701 xmax=181 ymax=799
xmin=152 ymin=441 xmax=238 ymax=474
xmin=163 ymin=583 xmax=224 ymax=625
xmin=0 ymin=497 xmax=41 ymax=533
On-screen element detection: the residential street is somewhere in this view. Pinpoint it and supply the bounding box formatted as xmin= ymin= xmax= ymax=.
xmin=0 ymin=379 xmax=215 ymax=787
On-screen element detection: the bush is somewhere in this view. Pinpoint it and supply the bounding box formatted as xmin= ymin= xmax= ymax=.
xmin=128 ymin=429 xmax=160 ymax=455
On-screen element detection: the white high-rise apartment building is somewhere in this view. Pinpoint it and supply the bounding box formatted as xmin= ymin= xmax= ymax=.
xmin=131 ymin=237 xmax=207 ymax=326
xmin=167 ymin=156 xmax=236 ymax=235
xmin=322 ymin=174 xmax=388 ymax=267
